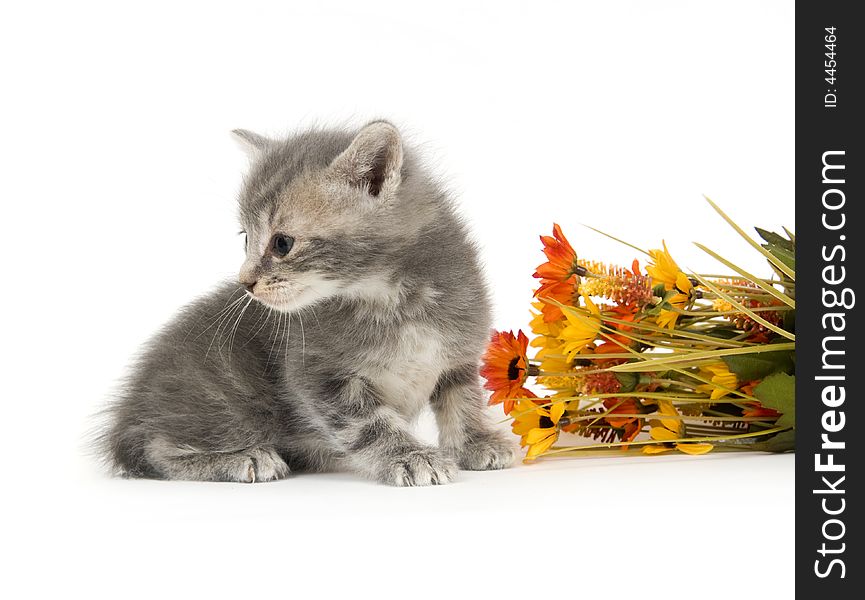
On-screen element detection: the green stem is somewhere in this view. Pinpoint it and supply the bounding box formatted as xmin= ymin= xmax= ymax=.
xmin=539 ymin=426 xmax=791 ymax=455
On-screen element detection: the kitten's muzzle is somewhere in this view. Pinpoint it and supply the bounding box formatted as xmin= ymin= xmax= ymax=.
xmin=239 ymin=276 xmax=258 ymax=294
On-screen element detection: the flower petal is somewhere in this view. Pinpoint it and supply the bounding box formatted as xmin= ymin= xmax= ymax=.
xmin=549 ymin=401 xmax=565 ymax=424
xmin=649 ymin=426 xmax=679 ymax=442
xmin=642 ymin=444 xmax=672 ymax=455
xmin=525 ymin=429 xmax=557 ymax=458
xmin=676 ymin=443 xmax=714 ymax=455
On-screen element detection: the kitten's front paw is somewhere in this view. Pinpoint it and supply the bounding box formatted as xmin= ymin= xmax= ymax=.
xmin=234 ymin=447 xmax=290 ymax=483
xmin=455 ymin=433 xmax=516 ymax=471
xmin=382 ymin=448 xmax=458 ymax=487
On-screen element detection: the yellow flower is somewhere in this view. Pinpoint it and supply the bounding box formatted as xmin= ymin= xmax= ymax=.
xmin=511 ymin=398 xmax=565 ymax=461
xmin=656 ymin=309 xmax=679 ymax=330
xmin=558 ymin=294 xmax=601 ymax=360
xmin=642 ymin=400 xmax=713 ymax=455
xmin=696 ymin=362 xmax=739 ymax=400
xmin=647 ymin=241 xmax=683 ymax=290
xmin=712 ymin=297 xmax=734 ymax=313
xmin=511 ymin=399 xmax=541 ymax=440
xmin=530 ymin=303 xmax=568 ymax=365
xmin=529 ymin=301 xmax=564 ymax=339
xmin=673 ymin=272 xmax=693 ymax=297
xmin=656 ymin=272 xmax=695 ymax=330
xmin=537 ymin=350 xmax=571 ymax=375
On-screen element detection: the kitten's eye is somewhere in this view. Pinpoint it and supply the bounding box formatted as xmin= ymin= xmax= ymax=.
xmin=270 ymin=233 xmax=294 ymax=258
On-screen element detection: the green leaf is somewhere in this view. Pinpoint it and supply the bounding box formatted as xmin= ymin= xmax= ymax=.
xmin=755 ymin=227 xmax=796 ymax=271
xmin=768 ymin=246 xmax=795 ymax=271
xmin=749 ymin=429 xmax=795 ymax=453
xmin=754 ymin=373 xmax=796 ymax=429
xmin=722 ymin=350 xmax=794 ymax=380
xmin=614 ymin=372 xmax=639 ymax=393
xmin=755 ymin=227 xmax=794 ymax=253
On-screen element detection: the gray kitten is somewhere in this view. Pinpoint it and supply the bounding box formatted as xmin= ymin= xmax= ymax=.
xmin=100 ymin=121 xmax=515 ymax=486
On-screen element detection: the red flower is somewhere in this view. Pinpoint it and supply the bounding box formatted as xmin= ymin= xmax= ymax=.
xmin=603 ymin=398 xmax=643 ymax=445
xmin=534 ymin=278 xmax=579 ymax=322
xmin=534 ymin=223 xmax=579 ymax=282
xmin=533 ymin=224 xmax=580 ymax=322
xmin=741 ymin=401 xmax=782 ymax=419
xmin=480 ymin=330 xmax=536 ymax=414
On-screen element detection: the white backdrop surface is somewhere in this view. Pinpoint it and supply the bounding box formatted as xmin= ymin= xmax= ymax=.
xmin=1 ymin=1 xmax=793 ymax=598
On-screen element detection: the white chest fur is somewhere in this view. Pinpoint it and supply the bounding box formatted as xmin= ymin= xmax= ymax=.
xmin=364 ymin=324 xmax=445 ymax=419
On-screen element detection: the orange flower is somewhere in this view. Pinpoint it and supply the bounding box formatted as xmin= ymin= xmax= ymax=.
xmin=480 ymin=330 xmax=536 ymax=414
xmin=534 ymin=223 xmax=579 ymax=282
xmin=534 ymin=278 xmax=578 ymax=322
xmin=534 ymin=224 xmax=581 ymax=323
xmin=741 ymin=400 xmax=782 ymax=419
xmin=603 ymin=397 xmax=644 ymax=445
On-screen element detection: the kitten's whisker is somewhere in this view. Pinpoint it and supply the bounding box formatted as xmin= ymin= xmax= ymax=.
xmin=299 ymin=308 xmax=306 ymax=366
xmin=266 ymin=310 xmax=284 ymax=369
xmin=192 ymin=293 xmax=247 ymax=342
xmin=226 ymin=296 xmax=253 ymax=356
xmin=239 ymin=301 xmax=269 ymax=348
xmin=285 ymin=287 xmax=306 ymax=366
xmin=283 ymin=299 xmax=292 ymax=365
xmin=271 ymin=287 xmax=291 ymax=366
xmin=194 ymin=294 xmax=246 ymax=339
xmin=209 ymin=297 xmax=245 ymax=349
xmin=223 ymin=286 xmax=246 ymax=306
xmin=204 ymin=296 xmax=245 ymax=363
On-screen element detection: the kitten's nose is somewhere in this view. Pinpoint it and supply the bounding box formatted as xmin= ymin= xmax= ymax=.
xmin=239 ymin=263 xmax=258 ymax=294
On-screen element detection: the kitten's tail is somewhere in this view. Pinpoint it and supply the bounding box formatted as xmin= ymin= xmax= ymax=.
xmin=85 ymin=395 xmax=156 ymax=479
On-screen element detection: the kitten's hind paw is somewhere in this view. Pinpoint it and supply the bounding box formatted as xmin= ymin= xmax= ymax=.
xmin=455 ymin=433 xmax=516 ymax=471
xmin=382 ymin=448 xmax=458 ymax=487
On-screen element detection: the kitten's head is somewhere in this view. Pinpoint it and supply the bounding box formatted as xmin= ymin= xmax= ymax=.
xmin=233 ymin=121 xmax=409 ymax=312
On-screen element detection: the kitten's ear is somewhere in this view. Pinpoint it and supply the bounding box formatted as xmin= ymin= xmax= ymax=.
xmin=329 ymin=121 xmax=403 ymax=200
xmin=231 ymin=129 xmax=270 ymax=157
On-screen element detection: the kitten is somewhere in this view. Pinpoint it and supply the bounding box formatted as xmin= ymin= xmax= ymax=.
xmin=100 ymin=121 xmax=515 ymax=486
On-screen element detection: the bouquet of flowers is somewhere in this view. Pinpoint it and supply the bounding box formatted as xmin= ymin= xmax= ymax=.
xmin=482 ymin=197 xmax=795 ymax=461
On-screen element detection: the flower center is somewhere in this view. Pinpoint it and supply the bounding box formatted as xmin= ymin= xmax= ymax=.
xmin=507 ymin=357 xmax=523 ymax=381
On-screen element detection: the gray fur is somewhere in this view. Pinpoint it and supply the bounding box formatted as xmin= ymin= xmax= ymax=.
xmin=98 ymin=121 xmax=514 ymax=486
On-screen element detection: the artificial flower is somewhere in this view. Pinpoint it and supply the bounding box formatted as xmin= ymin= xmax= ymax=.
xmin=741 ymin=399 xmax=782 ymax=419
xmin=558 ymin=295 xmax=602 ymax=360
xmin=533 ymin=224 xmax=582 ymax=322
xmin=657 ymin=272 xmax=695 ymax=329
xmin=518 ymin=400 xmax=565 ymax=460
xmin=642 ymin=400 xmax=713 ymax=455
xmin=529 ymin=301 xmax=566 ymax=346
xmin=646 ymin=241 xmax=684 ymax=290
xmin=602 ymin=397 xmax=643 ymax=444
xmin=577 ymin=260 xmax=654 ymax=308
xmin=534 ymin=223 xmax=579 ymax=282
xmin=695 ymin=361 xmax=739 ymax=400
xmin=481 ymin=330 xmax=536 ymax=413
xmin=534 ymin=279 xmax=578 ymax=323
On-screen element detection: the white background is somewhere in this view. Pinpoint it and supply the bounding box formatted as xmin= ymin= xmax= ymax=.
xmin=1 ymin=1 xmax=794 ymax=598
